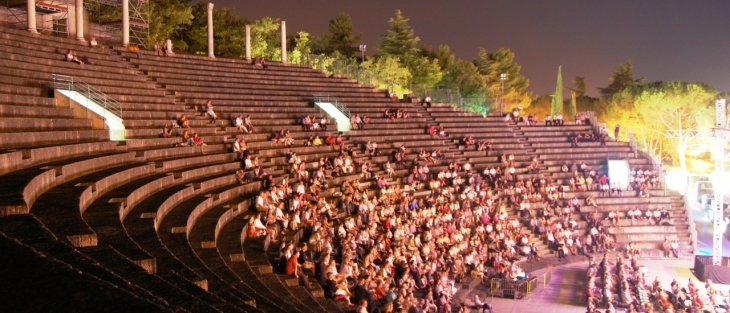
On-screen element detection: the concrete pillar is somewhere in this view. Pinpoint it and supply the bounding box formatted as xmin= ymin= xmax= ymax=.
xmin=207 ymin=3 xmax=215 ymax=58
xmin=75 ymin=0 xmax=85 ymax=41
xmin=122 ymin=0 xmax=129 ymax=46
xmin=27 ymin=0 xmax=38 ymax=34
xmin=165 ymin=39 xmax=174 ymax=55
xmin=245 ymin=24 xmax=251 ymax=62
xmin=280 ymin=20 xmax=287 ymax=64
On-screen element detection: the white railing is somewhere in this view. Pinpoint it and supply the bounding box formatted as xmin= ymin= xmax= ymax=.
xmin=313 ymin=95 xmax=350 ymax=118
xmin=52 ymin=74 xmax=123 ymax=120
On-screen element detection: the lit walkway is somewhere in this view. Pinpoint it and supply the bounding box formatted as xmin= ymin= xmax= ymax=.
xmin=460 ymin=258 xmax=730 ymax=313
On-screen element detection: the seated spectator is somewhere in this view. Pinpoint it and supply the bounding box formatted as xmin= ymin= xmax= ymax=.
xmin=89 ymin=37 xmax=98 ymax=48
xmin=384 ymin=109 xmax=395 ymax=120
xmin=128 ymin=44 xmax=141 ymax=59
xmin=233 ymin=138 xmax=245 ymax=159
xmin=160 ymin=124 xmax=172 ymax=138
xmin=154 ymin=41 xmax=161 ymax=56
xmin=179 ymin=114 xmax=191 ymax=128
xmin=235 ymin=169 xmax=248 ymax=184
xmin=302 ymin=115 xmax=312 ymax=131
xmin=244 ymin=115 xmax=254 ymax=133
xmin=353 ymin=114 xmax=364 ymax=129
xmin=423 ymin=95 xmax=432 ymax=107
xmin=438 ymin=126 xmax=446 ymax=137
xmin=65 ymin=49 xmax=84 ymax=65
xmin=554 ymin=113 xmax=564 ymax=125
xmin=428 ymin=125 xmax=437 ymax=139
xmin=313 ymin=136 xmax=323 ymax=147
xmin=192 ymin=133 xmax=206 ymax=153
xmin=205 ymin=100 xmax=216 ymax=123
xmin=319 ymin=116 xmax=328 ymax=131
xmin=254 ymin=57 xmax=268 ymax=69
xmin=234 ymin=115 xmax=248 ymax=133
xmin=390 ymin=91 xmax=398 ymax=103
xmin=176 ymin=130 xmax=193 ymax=147
xmin=384 ymin=161 xmax=395 ymax=177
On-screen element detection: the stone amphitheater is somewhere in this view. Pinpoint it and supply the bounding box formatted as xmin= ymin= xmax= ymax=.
xmin=0 ymin=25 xmax=694 ymax=312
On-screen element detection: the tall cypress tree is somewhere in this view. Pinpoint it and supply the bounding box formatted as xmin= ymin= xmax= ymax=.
xmin=569 ymin=90 xmax=577 ymax=121
xmin=551 ymin=65 xmax=563 ymax=116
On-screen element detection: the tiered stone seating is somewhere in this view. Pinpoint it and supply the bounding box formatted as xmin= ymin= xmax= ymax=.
xmin=423 ymin=104 xmax=692 ymax=258
xmin=0 ymin=23 xmax=692 ymax=311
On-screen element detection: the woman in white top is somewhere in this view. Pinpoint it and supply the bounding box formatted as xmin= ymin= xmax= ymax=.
xmin=205 ymin=100 xmax=216 ymax=123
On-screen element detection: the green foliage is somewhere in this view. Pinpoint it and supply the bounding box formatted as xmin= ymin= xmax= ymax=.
xmin=250 ymin=17 xmax=282 ymax=61
xmin=568 ymin=91 xmax=577 ymax=121
xmin=379 ymin=10 xmax=419 ymax=57
xmin=289 ymin=31 xmax=311 ymax=65
xmin=569 ymin=76 xmax=586 ymax=98
xmin=440 ymin=59 xmax=486 ymax=98
xmin=324 ymin=13 xmax=362 ymax=57
xmin=149 ymin=0 xmax=193 ymax=49
xmin=360 ymin=55 xmax=412 ymax=97
xmin=474 ymin=48 xmax=531 ymax=111
xmin=602 ymin=81 xmax=717 ymax=170
xmin=526 ymin=94 xmax=553 ymax=117
xmin=179 ymin=2 xmax=208 ymax=54
xmin=434 ymin=45 xmax=455 ymax=71
xmin=598 ymin=60 xmax=645 ymax=97
xmin=211 ymin=7 xmax=247 ymax=57
xmin=404 ymin=54 xmax=442 ymax=89
xmin=551 ymin=66 xmax=563 ymax=115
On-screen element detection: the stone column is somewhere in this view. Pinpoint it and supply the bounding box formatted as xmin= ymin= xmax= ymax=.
xmin=280 ymin=20 xmax=287 ymax=64
xmin=27 ymin=0 xmax=38 ymax=34
xmin=245 ymin=24 xmax=251 ymax=62
xmin=207 ymin=3 xmax=215 ymax=58
xmin=165 ymin=39 xmax=174 ymax=55
xmin=122 ymin=0 xmax=129 ymax=46
xmin=75 ymin=0 xmax=85 ymax=41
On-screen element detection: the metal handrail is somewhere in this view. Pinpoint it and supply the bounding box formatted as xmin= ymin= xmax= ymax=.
xmin=51 ymin=74 xmax=123 ymax=120
xmin=313 ymin=95 xmax=350 ymax=119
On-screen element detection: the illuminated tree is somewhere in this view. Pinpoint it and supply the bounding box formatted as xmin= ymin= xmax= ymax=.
xmin=474 ymin=48 xmax=531 ymax=110
xmin=603 ymin=82 xmax=717 ymax=171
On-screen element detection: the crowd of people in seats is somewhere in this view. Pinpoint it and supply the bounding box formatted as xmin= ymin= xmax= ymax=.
xmin=301 ymin=115 xmax=329 ymax=132
xmin=427 ymin=125 xmax=447 ymax=139
xmin=384 ymin=109 xmax=409 ymax=120
xmin=629 ymin=167 xmax=662 ymax=194
xmin=350 ymin=114 xmax=370 ymax=130
xmin=183 ymin=95 xmax=686 ymax=312
xmin=586 ymin=254 xmax=730 ymax=313
xmin=570 ymin=130 xmax=609 ymax=147
xmin=544 ymin=114 xmax=565 ymax=126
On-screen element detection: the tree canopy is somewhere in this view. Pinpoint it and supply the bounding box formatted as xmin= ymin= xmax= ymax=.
xmin=324 ymin=13 xmax=362 ymax=57
xmin=598 ymin=60 xmax=645 ymax=97
xmin=379 ymin=10 xmax=419 ymax=58
xmin=474 ymin=48 xmax=531 ymax=110
xmin=602 ymin=81 xmax=717 ymax=170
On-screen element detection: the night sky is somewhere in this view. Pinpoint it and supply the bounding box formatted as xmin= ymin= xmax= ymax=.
xmin=216 ymin=0 xmax=730 ymax=97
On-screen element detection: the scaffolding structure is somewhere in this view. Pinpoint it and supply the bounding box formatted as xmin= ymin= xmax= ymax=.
xmin=4 ymin=0 xmax=70 ymax=36
xmin=666 ymin=99 xmax=729 ymax=266
xmin=84 ymin=0 xmax=147 ymax=47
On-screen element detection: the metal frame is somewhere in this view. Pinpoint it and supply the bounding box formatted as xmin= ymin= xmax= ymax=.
xmin=85 ymin=0 xmax=148 ymax=47
xmin=313 ymin=95 xmax=349 ymax=118
xmin=5 ymin=0 xmax=70 ymax=36
xmin=665 ymin=99 xmax=727 ymax=265
xmin=52 ymin=73 xmax=123 ymax=120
